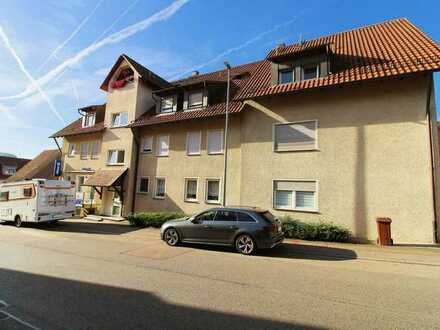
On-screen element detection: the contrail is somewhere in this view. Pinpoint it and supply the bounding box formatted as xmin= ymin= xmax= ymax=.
xmin=93 ymin=0 xmax=140 ymax=42
xmin=0 ymin=26 xmax=66 ymax=124
xmin=169 ymin=11 xmax=307 ymax=80
xmin=37 ymin=0 xmax=105 ymax=73
xmin=0 ymin=0 xmax=189 ymax=101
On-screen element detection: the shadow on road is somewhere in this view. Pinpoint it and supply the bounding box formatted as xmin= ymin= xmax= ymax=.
xmin=5 ymin=220 xmax=141 ymax=236
xmin=0 ymin=268 xmax=324 ymax=329
xmin=180 ymin=242 xmax=357 ymax=261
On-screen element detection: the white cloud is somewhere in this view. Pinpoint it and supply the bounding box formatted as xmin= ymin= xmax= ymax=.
xmin=0 ymin=0 xmax=190 ymax=102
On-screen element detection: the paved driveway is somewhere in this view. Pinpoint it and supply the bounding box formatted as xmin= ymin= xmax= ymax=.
xmin=0 ymin=219 xmax=439 ymax=329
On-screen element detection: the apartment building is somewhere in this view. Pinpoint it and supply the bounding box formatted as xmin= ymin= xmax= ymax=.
xmin=51 ymin=18 xmax=440 ymax=243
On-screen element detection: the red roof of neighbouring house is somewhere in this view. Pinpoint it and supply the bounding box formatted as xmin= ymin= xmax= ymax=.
xmin=236 ymin=18 xmax=440 ymax=99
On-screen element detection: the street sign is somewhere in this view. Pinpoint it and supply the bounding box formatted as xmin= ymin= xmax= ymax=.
xmin=53 ymin=159 xmax=62 ymax=177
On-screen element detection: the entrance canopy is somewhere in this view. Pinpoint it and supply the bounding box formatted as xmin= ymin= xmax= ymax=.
xmin=83 ymin=168 xmax=127 ymax=187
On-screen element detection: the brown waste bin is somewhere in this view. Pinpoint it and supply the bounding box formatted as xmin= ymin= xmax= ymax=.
xmin=376 ymin=217 xmax=393 ymax=246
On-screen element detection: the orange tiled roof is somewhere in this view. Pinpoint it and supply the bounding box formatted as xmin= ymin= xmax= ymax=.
xmin=237 ymin=18 xmax=440 ymax=99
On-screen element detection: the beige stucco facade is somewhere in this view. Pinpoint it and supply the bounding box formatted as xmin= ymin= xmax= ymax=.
xmin=134 ymin=74 xmax=438 ymax=243
xmin=62 ymin=58 xmax=156 ymax=217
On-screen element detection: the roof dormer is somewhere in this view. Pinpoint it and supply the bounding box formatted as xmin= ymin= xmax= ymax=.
xmin=268 ymin=43 xmax=332 ymax=86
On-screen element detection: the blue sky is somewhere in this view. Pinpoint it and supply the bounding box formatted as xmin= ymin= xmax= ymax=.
xmin=0 ymin=0 xmax=439 ymax=159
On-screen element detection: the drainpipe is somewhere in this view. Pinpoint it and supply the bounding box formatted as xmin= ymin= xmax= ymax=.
xmin=426 ymin=76 xmax=438 ymax=243
xmin=130 ymin=125 xmax=140 ymax=215
xmin=222 ymin=61 xmax=231 ymax=207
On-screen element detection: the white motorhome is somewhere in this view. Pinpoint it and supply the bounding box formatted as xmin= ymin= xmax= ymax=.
xmin=0 ymin=179 xmax=75 ymax=227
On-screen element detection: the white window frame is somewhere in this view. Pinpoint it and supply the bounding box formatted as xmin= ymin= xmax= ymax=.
xmin=186 ymin=131 xmax=202 ymax=156
xmin=160 ymin=96 xmax=175 ymax=113
xmin=137 ymin=176 xmax=150 ymax=194
xmin=205 ymin=178 xmax=221 ymax=204
xmin=141 ymin=136 xmax=153 ymax=154
xmin=207 ymin=129 xmax=224 ymax=155
xmin=184 ymin=177 xmax=199 ymax=202
xmin=272 ymin=179 xmax=319 ymax=213
xmin=2 ymin=165 xmax=16 ymax=176
xmin=188 ymin=90 xmax=203 ymax=108
xmin=107 ymin=149 xmax=125 ymax=165
xmin=82 ymin=112 xmax=96 ymax=128
xmin=273 ymin=120 xmax=318 ymax=152
xmin=154 ymin=177 xmax=166 ymax=199
xmin=301 ymin=64 xmax=319 ymax=80
xmin=90 ymin=141 xmax=100 ymax=160
xmin=157 ymin=135 xmax=170 ymax=157
xmin=111 ymin=112 xmax=129 ymax=128
xmin=68 ymin=143 xmax=76 ymax=157
xmin=80 ymin=143 xmax=89 ymax=160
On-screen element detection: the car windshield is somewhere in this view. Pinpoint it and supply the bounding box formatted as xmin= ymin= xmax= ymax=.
xmin=260 ymin=211 xmax=277 ymax=224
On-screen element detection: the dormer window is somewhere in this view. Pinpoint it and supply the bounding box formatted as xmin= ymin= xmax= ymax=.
xmin=279 ymin=69 xmax=294 ymax=84
xmin=82 ymin=112 xmax=96 ymax=128
xmin=188 ymin=90 xmax=203 ymax=108
xmin=302 ymin=64 xmax=319 ymax=80
xmin=161 ymin=96 xmax=175 ymax=113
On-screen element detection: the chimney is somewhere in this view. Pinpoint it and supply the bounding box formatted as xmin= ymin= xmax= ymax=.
xmin=191 ymin=71 xmax=199 ymax=77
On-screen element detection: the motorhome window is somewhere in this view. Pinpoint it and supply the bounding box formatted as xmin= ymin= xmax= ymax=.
xmin=0 ymin=191 xmax=9 ymax=201
xmin=23 ymin=187 xmax=33 ymax=198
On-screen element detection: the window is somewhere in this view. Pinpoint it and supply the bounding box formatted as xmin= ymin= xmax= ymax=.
xmin=111 ymin=112 xmax=129 ymax=127
xmin=107 ymin=149 xmax=125 ymax=165
xmin=80 ymin=143 xmax=89 ymax=159
xmin=302 ymin=65 xmax=319 ymax=80
xmin=279 ymin=69 xmax=294 ymax=84
xmin=274 ymin=120 xmax=317 ymax=152
xmin=23 ymin=187 xmax=34 ymax=198
xmin=194 ymin=210 xmax=216 ymax=222
xmin=273 ymin=180 xmax=317 ymax=212
xmin=157 ymin=135 xmax=169 ymax=156
xmin=207 ymin=129 xmax=223 ymax=154
xmin=188 ymin=90 xmax=203 ymax=108
xmin=161 ymin=96 xmax=174 ymax=113
xmin=185 ymin=178 xmax=198 ymax=201
xmin=236 ymin=212 xmax=256 ymax=222
xmin=82 ymin=112 xmax=96 ymax=128
xmin=206 ymin=179 xmax=220 ymax=204
xmin=2 ymin=165 xmax=16 ymax=176
xmin=154 ymin=178 xmax=166 ymax=199
xmin=141 ymin=136 xmax=153 ymax=153
xmin=214 ymin=210 xmax=236 ymax=222
xmin=138 ymin=177 xmax=149 ymax=193
xmin=90 ymin=141 xmax=100 ymax=159
xmin=68 ymin=143 xmax=76 ymax=157
xmin=0 ymin=191 xmax=9 ymax=201
xmin=186 ymin=131 xmax=201 ymax=155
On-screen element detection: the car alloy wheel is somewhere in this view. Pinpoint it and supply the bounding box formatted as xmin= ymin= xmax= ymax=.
xmin=164 ymin=228 xmax=179 ymax=246
xmin=235 ymin=234 xmax=255 ymax=255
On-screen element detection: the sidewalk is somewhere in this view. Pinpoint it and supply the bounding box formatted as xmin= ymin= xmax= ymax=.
xmin=285 ymin=239 xmax=440 ymax=266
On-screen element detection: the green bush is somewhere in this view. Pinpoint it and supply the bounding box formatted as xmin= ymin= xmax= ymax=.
xmin=280 ymin=216 xmax=351 ymax=242
xmin=127 ymin=212 xmax=186 ymax=228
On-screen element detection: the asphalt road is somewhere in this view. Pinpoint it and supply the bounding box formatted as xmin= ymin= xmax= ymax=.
xmin=0 ymin=219 xmax=439 ymax=330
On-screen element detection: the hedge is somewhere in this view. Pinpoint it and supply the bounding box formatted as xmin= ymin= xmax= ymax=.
xmin=127 ymin=212 xmax=186 ymax=228
xmin=280 ymin=216 xmax=351 ymax=242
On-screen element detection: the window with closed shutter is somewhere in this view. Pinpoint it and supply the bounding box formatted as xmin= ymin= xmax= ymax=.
xmin=187 ymin=132 xmax=201 ymax=155
xmin=188 ymin=90 xmax=203 ymax=108
xmin=273 ymin=180 xmax=317 ymax=211
xmin=207 ymin=130 xmax=223 ymax=154
xmin=274 ymin=120 xmax=317 ymax=151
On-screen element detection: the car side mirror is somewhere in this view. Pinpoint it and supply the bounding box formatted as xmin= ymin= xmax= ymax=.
xmin=191 ymin=218 xmax=200 ymax=224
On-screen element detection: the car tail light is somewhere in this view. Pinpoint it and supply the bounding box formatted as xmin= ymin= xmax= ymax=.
xmin=263 ymin=224 xmax=277 ymax=234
